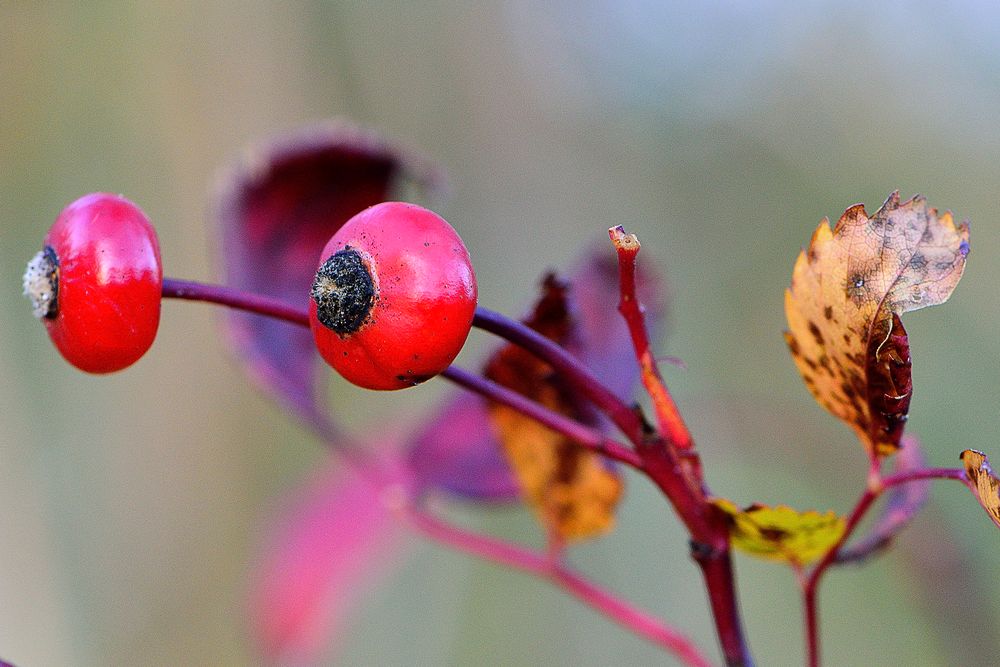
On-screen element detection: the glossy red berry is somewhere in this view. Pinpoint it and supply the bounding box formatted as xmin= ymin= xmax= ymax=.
xmin=23 ymin=193 xmax=163 ymax=373
xmin=309 ymin=202 xmax=477 ymax=390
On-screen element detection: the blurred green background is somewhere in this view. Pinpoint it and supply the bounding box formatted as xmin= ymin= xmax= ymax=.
xmin=3 ymin=2 xmax=1000 ymax=665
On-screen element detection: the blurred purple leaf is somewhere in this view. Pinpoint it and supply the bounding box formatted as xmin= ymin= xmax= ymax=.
xmin=565 ymin=243 xmax=667 ymax=400
xmin=408 ymin=242 xmax=667 ymax=501
xmin=249 ymin=453 xmax=414 ymax=664
xmin=836 ymin=434 xmax=931 ymax=564
xmin=408 ymin=396 xmax=520 ymax=500
xmin=215 ymin=121 xmax=444 ymax=424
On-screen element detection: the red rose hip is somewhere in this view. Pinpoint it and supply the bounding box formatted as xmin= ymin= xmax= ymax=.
xmin=309 ymin=202 xmax=477 ymax=390
xmin=23 ymin=193 xmax=163 ymax=373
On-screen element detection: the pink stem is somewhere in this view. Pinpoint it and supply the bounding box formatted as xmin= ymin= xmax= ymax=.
xmin=407 ymin=507 xmax=714 ymax=667
xmin=160 ymin=278 xmax=734 ymax=662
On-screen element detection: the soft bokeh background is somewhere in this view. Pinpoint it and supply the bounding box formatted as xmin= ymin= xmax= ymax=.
xmin=3 ymin=2 xmax=1000 ymax=665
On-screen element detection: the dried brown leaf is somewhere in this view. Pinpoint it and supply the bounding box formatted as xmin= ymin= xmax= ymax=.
xmin=785 ymin=192 xmax=969 ymax=457
xmin=484 ymin=275 xmax=623 ymax=541
xmin=961 ymin=449 xmax=1000 ymax=529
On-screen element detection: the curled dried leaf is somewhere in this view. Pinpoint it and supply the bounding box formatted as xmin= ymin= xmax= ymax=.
xmin=485 ymin=275 xmax=623 ymax=541
xmin=961 ymin=449 xmax=1000 ymax=529
xmin=785 ymin=192 xmax=969 ymax=458
xmin=712 ymin=498 xmax=846 ymax=565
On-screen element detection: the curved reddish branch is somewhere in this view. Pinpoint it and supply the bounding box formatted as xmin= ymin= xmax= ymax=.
xmin=162 ymin=276 xmax=753 ymax=664
xmin=609 ymin=226 xmax=693 ymax=455
xmin=406 ymin=506 xmax=714 ymax=667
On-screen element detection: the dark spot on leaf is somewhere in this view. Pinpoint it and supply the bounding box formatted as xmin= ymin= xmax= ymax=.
xmin=819 ymin=355 xmax=833 ymax=375
xmin=808 ymin=321 xmax=824 ymax=346
xmin=846 ymin=272 xmax=868 ymax=303
xmin=824 ymin=306 xmax=833 ymax=321
xmin=908 ymin=253 xmax=927 ymax=270
xmin=786 ymin=334 xmax=801 ymax=357
xmin=760 ymin=527 xmax=789 ymax=542
xmin=935 ymin=259 xmax=955 ymax=272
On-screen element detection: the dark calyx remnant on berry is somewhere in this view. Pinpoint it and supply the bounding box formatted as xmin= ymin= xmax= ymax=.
xmin=310 ymin=246 xmax=376 ymax=335
xmin=23 ymin=245 xmax=59 ymax=319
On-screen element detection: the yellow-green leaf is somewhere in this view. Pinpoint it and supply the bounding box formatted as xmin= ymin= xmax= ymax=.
xmin=961 ymin=449 xmax=1000 ymax=529
xmin=712 ymin=498 xmax=846 ymax=565
xmin=785 ymin=192 xmax=969 ymax=458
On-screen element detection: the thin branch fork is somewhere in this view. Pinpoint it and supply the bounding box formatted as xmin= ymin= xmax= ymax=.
xmin=801 ymin=463 xmax=969 ymax=667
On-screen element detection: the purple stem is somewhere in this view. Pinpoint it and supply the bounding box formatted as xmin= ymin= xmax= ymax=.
xmin=442 ymin=366 xmax=643 ymax=469
xmin=161 ymin=278 xmax=373 ymax=463
xmin=163 ymin=278 xmax=309 ymax=326
xmin=882 ymin=466 xmax=967 ymax=488
xmin=407 ymin=506 xmax=714 ymax=667
xmin=161 ymin=279 xmax=641 ymax=469
xmin=473 ymin=307 xmax=649 ymax=446
xmin=161 ymin=284 xmax=641 ymax=456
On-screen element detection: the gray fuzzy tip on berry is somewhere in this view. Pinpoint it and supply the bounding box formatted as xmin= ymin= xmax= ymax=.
xmin=23 ymin=246 xmax=59 ymax=319
xmin=311 ymin=247 xmax=376 ymax=335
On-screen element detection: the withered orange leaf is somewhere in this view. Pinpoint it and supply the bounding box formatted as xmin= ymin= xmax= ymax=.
xmin=961 ymin=450 xmax=1000 ymax=530
xmin=712 ymin=498 xmax=846 ymax=565
xmin=484 ymin=274 xmax=623 ymax=541
xmin=785 ymin=192 xmax=969 ymax=458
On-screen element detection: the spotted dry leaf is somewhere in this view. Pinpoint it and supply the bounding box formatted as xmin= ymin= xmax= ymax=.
xmin=961 ymin=450 xmax=1000 ymax=529
xmin=785 ymin=192 xmax=969 ymax=458
xmin=711 ymin=498 xmax=846 ymax=565
xmin=485 ymin=275 xmax=623 ymax=541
